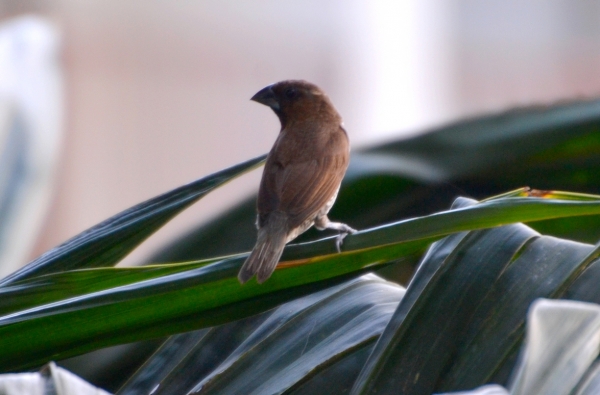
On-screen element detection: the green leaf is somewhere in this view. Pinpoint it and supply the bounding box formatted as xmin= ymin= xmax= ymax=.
xmin=0 ymin=154 xmax=266 ymax=287
xmin=118 ymin=275 xmax=402 ymax=395
xmin=370 ymin=99 xmax=600 ymax=183
xmin=190 ymin=275 xmax=403 ymax=395
xmin=118 ymin=317 xmax=267 ymax=395
xmin=1 ymin=194 xmax=600 ymax=371
xmin=350 ymin=212 xmax=600 ymax=394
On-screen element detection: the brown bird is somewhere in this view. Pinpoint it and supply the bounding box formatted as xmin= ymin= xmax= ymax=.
xmin=238 ymin=80 xmax=356 ymax=284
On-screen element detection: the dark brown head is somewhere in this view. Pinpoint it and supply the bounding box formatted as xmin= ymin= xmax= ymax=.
xmin=251 ymin=80 xmax=341 ymax=128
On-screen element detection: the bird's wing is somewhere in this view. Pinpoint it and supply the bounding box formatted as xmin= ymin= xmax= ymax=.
xmin=258 ymin=148 xmax=348 ymax=230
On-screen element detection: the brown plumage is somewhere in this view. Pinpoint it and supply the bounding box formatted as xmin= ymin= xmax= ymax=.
xmin=238 ymin=80 xmax=356 ymax=284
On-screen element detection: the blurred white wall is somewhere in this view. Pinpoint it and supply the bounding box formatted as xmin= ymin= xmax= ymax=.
xmin=0 ymin=0 xmax=598 ymax=267
xmin=0 ymin=16 xmax=63 ymax=276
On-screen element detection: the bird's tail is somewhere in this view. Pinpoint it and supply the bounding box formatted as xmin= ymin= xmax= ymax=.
xmin=238 ymin=213 xmax=288 ymax=284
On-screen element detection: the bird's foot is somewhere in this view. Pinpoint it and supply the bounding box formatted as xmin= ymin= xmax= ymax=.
xmin=314 ymin=216 xmax=357 ymax=253
xmin=334 ymin=225 xmax=357 ymax=253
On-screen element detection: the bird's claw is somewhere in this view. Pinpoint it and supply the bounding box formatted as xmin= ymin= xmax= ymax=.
xmin=335 ymin=226 xmax=357 ymax=253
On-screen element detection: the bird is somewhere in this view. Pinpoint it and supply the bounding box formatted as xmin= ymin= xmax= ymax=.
xmin=238 ymin=80 xmax=356 ymax=284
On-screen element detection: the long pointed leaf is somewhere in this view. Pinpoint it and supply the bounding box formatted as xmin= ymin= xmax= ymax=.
xmin=351 ymin=206 xmax=600 ymax=394
xmin=1 ymin=196 xmax=600 ymax=370
xmin=0 ymin=154 xmax=266 ymax=286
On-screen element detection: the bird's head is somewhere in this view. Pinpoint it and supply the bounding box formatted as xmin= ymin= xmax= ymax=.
xmin=251 ymin=80 xmax=339 ymax=127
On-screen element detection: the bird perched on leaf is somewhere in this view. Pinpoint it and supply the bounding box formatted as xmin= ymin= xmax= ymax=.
xmin=238 ymin=80 xmax=356 ymax=284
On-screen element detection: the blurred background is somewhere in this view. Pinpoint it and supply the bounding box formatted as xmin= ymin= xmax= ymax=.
xmin=0 ymin=0 xmax=599 ymax=274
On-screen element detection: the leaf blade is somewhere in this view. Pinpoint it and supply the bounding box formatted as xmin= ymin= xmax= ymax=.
xmin=0 ymin=154 xmax=266 ymax=287
xmin=1 ymin=195 xmax=600 ymax=370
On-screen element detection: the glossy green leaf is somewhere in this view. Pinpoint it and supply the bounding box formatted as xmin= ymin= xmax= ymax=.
xmin=117 ymin=316 xmax=268 ymax=395
xmin=0 ymin=154 xmax=266 ymax=287
xmin=0 ymin=239 xmax=425 ymax=371
xmin=370 ymin=99 xmax=600 ymax=184
xmin=1 ymin=194 xmax=600 ymax=371
xmin=118 ymin=275 xmax=404 ymax=395
xmin=351 ymin=216 xmax=600 ymax=394
xmin=189 ymin=274 xmax=403 ymax=395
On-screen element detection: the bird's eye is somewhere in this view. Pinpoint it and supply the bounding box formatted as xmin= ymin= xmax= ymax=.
xmin=284 ymin=87 xmax=297 ymax=99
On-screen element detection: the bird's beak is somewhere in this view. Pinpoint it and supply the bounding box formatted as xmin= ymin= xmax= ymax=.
xmin=251 ymin=85 xmax=280 ymax=111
